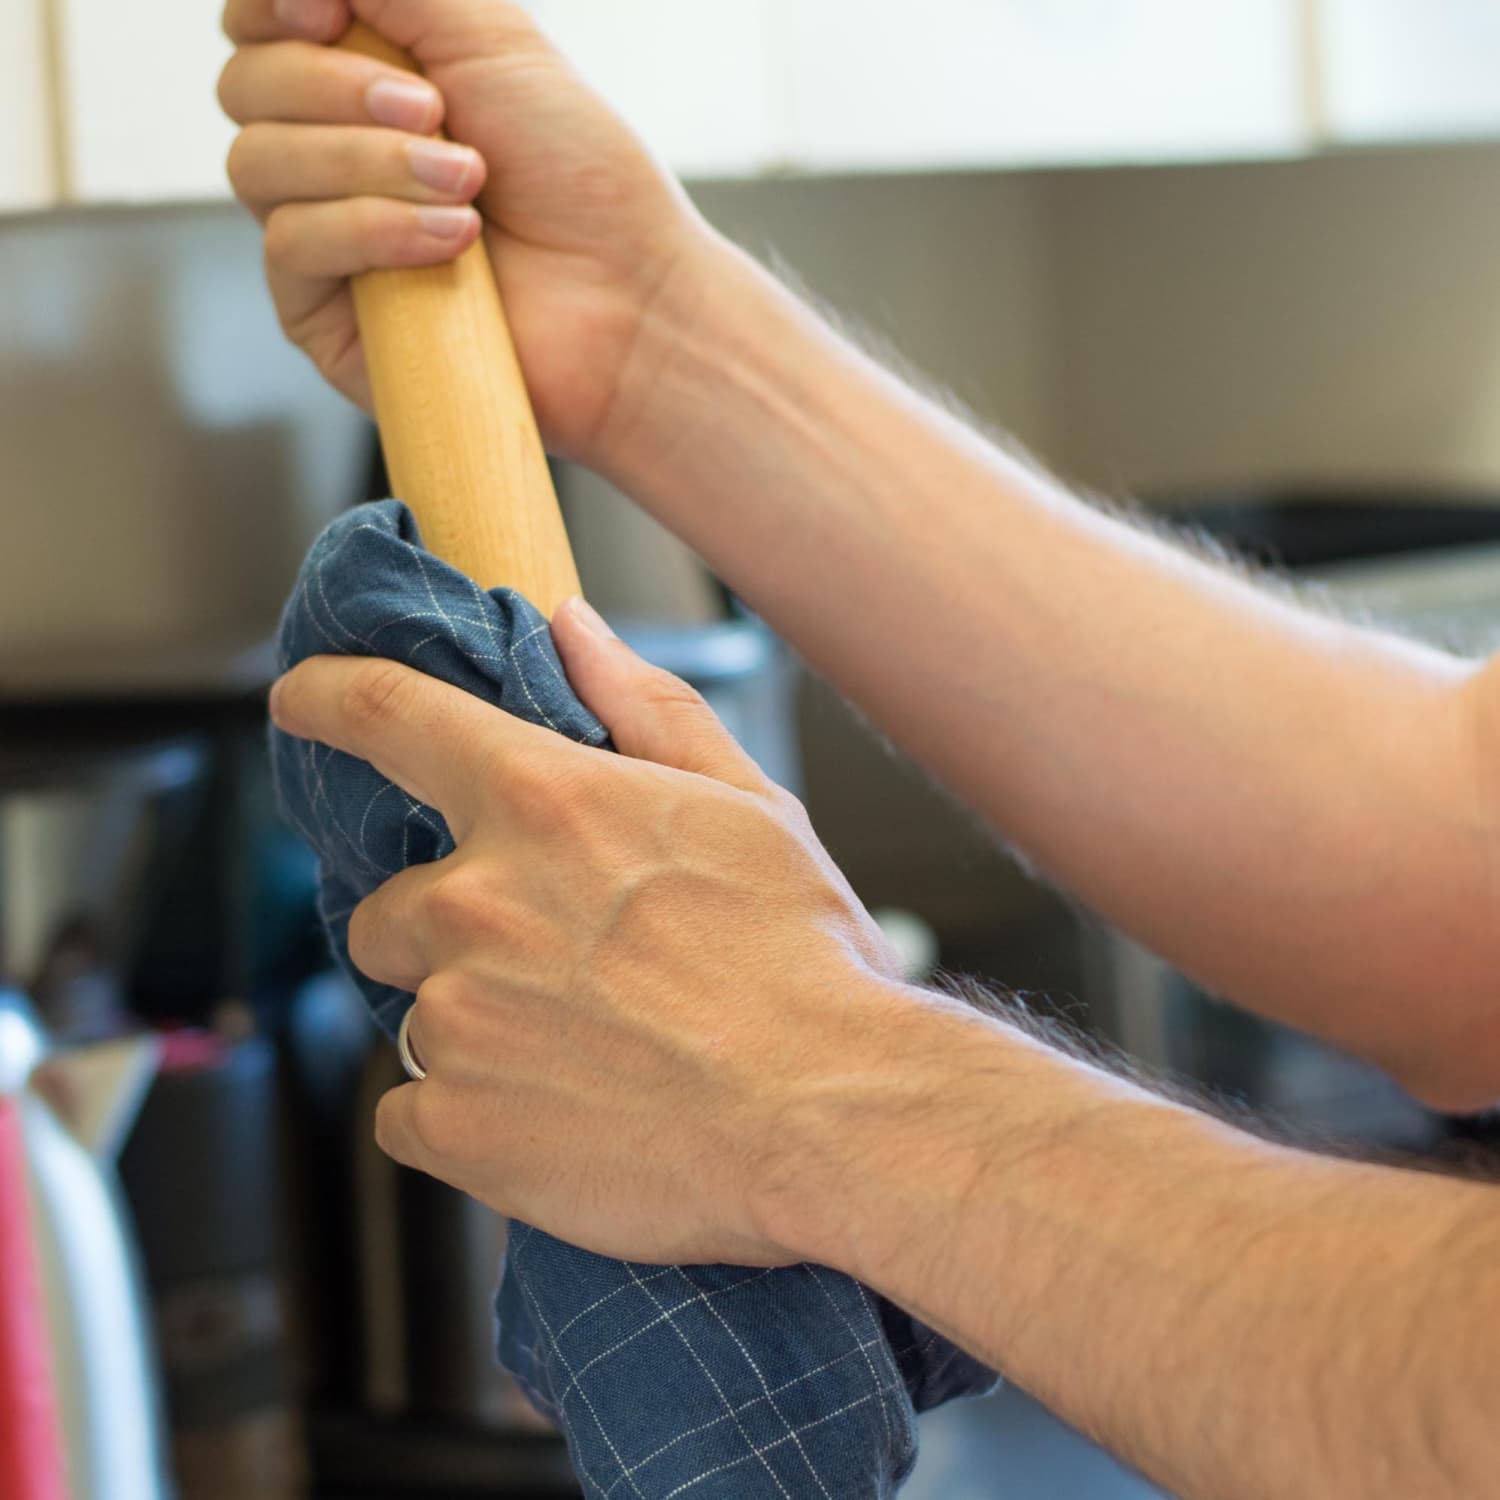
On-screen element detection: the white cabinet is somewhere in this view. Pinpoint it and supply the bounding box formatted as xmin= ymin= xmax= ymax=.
xmin=528 ymin=1 xmax=777 ymax=177
xmin=1318 ymin=0 xmax=1500 ymax=144
xmin=774 ymin=0 xmax=1309 ymax=171
xmin=1 ymin=0 xmax=57 ymax=211
xmin=45 ymin=0 xmax=772 ymax=202
xmin=52 ymin=0 xmax=236 ymax=203
xmin=535 ymin=0 xmax=1311 ymax=177
xmin=25 ymin=0 xmax=1500 ymax=210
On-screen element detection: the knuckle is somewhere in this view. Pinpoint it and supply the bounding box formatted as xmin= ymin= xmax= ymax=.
xmin=224 ymin=132 xmax=247 ymax=189
xmin=412 ymin=972 xmax=465 ymax=1043
xmin=771 ymin=784 xmax=812 ymax=828
xmin=424 ymin=868 xmax=495 ymax=941
xmin=215 ymin=54 xmax=243 ymax=119
xmin=641 ymin=666 xmax=708 ymax=718
xmin=501 ymin=741 xmax=566 ymax=798
xmin=340 ymin=659 xmax=415 ymax=734
xmin=493 ymin=744 xmax=544 ymax=797
xmin=273 ymin=297 xmax=300 ymax=347
xmin=346 ymin=898 xmax=375 ymax=968
xmin=224 ymin=127 xmax=260 ymax=196
xmin=494 ymin=1 xmax=539 ymax=31
xmin=409 ymin=1083 xmax=454 ymax=1158
xmin=413 ymin=970 xmax=456 ymax=1016
xmin=372 ymin=1093 xmax=402 ymax=1157
xmin=731 ymin=789 xmax=787 ymax=849
xmin=375 ymin=1085 xmax=452 ymax=1164
xmin=506 ymin=751 xmax=595 ymax=834
xmin=481 ymin=3 xmax=549 ymax=50
xmin=347 ymin=891 xmax=392 ymax=975
xmin=696 ymin=787 xmax=801 ymax=872
xmin=271 ymin=659 xmax=317 ymax=726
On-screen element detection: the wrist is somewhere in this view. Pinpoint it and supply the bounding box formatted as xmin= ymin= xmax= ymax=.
xmin=587 ymin=223 xmax=796 ymax=495
xmin=750 ymin=977 xmax=1009 ymax=1277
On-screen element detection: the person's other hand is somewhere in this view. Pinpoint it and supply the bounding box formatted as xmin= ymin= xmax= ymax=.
xmin=269 ymin=599 xmax=915 ymax=1266
xmin=219 ymin=0 xmax=717 ymax=469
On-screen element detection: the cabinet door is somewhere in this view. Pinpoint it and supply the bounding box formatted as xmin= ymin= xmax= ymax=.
xmin=54 ymin=0 xmax=236 ymax=203
xmin=1319 ymin=0 xmax=1500 ymax=143
xmin=527 ymin=0 xmax=775 ymax=177
xmin=776 ymin=0 xmax=1307 ymax=171
xmin=0 ymin=0 xmax=57 ymax=211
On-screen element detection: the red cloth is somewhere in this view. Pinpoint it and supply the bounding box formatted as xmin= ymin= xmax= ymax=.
xmin=0 ymin=1098 xmax=68 ymax=1500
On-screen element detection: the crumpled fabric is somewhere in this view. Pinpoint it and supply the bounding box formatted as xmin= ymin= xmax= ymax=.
xmin=273 ymin=501 xmax=998 ymax=1497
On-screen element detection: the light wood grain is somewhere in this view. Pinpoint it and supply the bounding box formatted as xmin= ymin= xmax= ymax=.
xmin=339 ymin=22 xmax=582 ymax=615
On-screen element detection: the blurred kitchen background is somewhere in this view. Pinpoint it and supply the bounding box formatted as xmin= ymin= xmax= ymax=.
xmin=8 ymin=3 xmax=1500 ymax=1497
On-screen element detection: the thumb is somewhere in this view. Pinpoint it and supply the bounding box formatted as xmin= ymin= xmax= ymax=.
xmin=551 ymin=598 xmax=768 ymax=792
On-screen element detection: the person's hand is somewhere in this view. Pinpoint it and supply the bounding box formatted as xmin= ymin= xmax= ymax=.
xmin=269 ymin=599 xmax=917 ymax=1266
xmin=219 ymin=0 xmax=718 ymax=468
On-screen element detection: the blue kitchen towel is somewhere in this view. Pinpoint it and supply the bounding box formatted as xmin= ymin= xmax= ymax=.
xmin=273 ymin=501 xmax=998 ymax=1497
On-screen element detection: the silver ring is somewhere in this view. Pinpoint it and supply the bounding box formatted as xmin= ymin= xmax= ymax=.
xmin=397 ymin=1008 xmax=427 ymax=1082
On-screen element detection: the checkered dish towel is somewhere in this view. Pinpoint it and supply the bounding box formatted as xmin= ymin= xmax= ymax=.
xmin=272 ymin=501 xmax=998 ymax=1498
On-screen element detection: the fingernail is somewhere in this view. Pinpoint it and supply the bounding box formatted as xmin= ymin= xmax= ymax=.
xmin=408 ymin=139 xmax=480 ymax=195
xmin=274 ymin=0 xmax=342 ymax=36
xmin=268 ymin=675 xmax=287 ymax=723
xmin=366 ymin=76 xmax=441 ymax=132
xmin=565 ymin=597 xmax=617 ymax=640
xmin=416 ymin=206 xmax=478 ymax=240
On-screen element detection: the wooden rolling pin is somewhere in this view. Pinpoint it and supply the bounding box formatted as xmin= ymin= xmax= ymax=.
xmin=339 ymin=22 xmax=582 ymax=616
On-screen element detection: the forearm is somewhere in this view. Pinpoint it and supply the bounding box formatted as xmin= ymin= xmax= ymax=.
xmin=773 ymin=985 xmax=1500 ymax=1500
xmin=605 ymin=238 xmax=1500 ymax=1103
